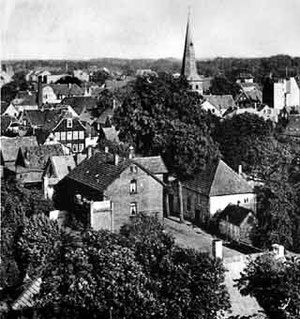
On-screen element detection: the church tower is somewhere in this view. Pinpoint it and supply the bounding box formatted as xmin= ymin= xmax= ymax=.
xmin=181 ymin=11 xmax=203 ymax=93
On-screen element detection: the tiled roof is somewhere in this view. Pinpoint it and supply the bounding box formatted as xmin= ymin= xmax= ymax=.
xmin=1 ymin=101 xmax=9 ymax=114
xmin=0 ymin=136 xmax=38 ymax=163
xmin=66 ymin=152 xmax=131 ymax=192
xmin=12 ymin=278 xmax=42 ymax=311
xmin=24 ymin=109 xmax=65 ymax=131
xmin=97 ymin=107 xmax=114 ymax=125
xmin=65 ymin=151 xmax=165 ymax=193
xmin=183 ymin=159 xmax=253 ymax=196
xmin=134 ymin=156 xmax=168 ymax=174
xmin=48 ymin=83 xmax=83 ymax=96
xmin=12 ymin=93 xmax=37 ymax=106
xmin=218 ymin=204 xmax=253 ymax=226
xmin=50 ymin=155 xmax=76 ymax=179
xmin=20 ymin=144 xmax=65 ymax=169
xmin=203 ymin=95 xmax=236 ymax=111
xmin=61 ymin=96 xmax=98 ymax=115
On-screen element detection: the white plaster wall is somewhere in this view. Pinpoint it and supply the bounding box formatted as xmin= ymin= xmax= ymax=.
xmin=274 ymin=82 xmax=285 ymax=110
xmin=286 ymin=78 xmax=300 ymax=107
xmin=209 ymin=193 xmax=256 ymax=216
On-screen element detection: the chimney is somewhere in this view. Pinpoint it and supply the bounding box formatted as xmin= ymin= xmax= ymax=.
xmin=129 ymin=146 xmax=135 ymax=159
xmin=104 ymin=146 xmax=109 ymax=153
xmin=87 ymin=146 xmax=93 ymax=159
xmin=112 ymin=99 xmax=116 ymax=110
xmin=212 ymin=239 xmax=223 ymax=259
xmin=272 ymin=244 xmax=285 ymax=259
xmin=238 ymin=164 xmax=242 ymax=175
xmin=37 ymin=76 xmax=43 ymax=109
xmin=114 ymin=154 xmax=119 ymax=166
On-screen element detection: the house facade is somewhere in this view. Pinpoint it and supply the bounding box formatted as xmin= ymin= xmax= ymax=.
xmin=55 ymin=151 xmax=166 ymax=232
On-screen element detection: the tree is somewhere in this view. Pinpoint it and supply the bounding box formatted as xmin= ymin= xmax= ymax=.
xmin=214 ymin=113 xmax=273 ymax=172
xmin=209 ymin=75 xmax=241 ymax=97
xmin=31 ymin=215 xmax=230 ymax=319
xmin=237 ymin=253 xmax=300 ymax=319
xmin=114 ymin=74 xmax=219 ymax=178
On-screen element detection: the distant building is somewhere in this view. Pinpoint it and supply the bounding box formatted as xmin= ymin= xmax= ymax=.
xmin=0 ymin=136 xmax=38 ymax=173
xmin=202 ymin=95 xmax=236 ymax=116
xmin=263 ymin=76 xmax=300 ymax=111
xmin=181 ymin=13 xmax=204 ymax=93
xmin=281 ymin=114 xmax=300 ymax=140
xmin=1 ymin=101 xmax=18 ymax=118
xmin=73 ymin=70 xmax=90 ymax=82
xmin=235 ymin=88 xmax=262 ymax=109
xmin=42 ymin=83 xmax=84 ymax=104
xmin=43 ymin=154 xmax=78 ymax=199
xmin=236 ymin=73 xmax=254 ymax=85
xmin=15 ymin=144 xmax=66 ymax=186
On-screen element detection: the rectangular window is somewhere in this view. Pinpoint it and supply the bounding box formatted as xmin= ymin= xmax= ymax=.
xmin=130 ymin=202 xmax=137 ymax=216
xmin=67 ymin=143 xmax=72 ymax=150
xmin=55 ymin=132 xmax=60 ymax=140
xmin=67 ymin=131 xmax=72 ymax=140
xmin=130 ymin=179 xmax=137 ymax=194
xmin=79 ymin=131 xmax=84 ymax=139
xmin=60 ymin=131 xmax=66 ymax=140
xmin=73 ymin=130 xmax=78 ymax=140
xmin=78 ymin=143 xmax=84 ymax=152
xmin=67 ymin=119 xmax=73 ymax=128
xmin=72 ymin=144 xmax=78 ymax=152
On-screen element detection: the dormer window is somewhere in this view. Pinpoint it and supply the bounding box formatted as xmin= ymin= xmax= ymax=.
xmin=130 ymin=179 xmax=137 ymax=194
xmin=67 ymin=119 xmax=73 ymax=128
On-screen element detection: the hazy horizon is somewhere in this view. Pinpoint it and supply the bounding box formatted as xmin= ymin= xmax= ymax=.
xmin=2 ymin=0 xmax=300 ymax=61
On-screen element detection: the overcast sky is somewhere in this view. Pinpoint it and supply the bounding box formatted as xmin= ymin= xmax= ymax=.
xmin=1 ymin=0 xmax=300 ymax=60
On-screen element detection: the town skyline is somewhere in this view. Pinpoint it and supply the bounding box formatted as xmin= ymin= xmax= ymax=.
xmin=2 ymin=0 xmax=300 ymax=61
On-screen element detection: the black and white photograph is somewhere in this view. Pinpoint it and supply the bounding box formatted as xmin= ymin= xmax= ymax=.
xmin=1 ymin=0 xmax=300 ymax=318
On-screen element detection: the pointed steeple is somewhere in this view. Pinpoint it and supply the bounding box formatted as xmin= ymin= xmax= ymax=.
xmin=181 ymin=10 xmax=203 ymax=92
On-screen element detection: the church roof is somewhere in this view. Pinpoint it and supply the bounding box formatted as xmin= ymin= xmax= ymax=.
xmin=181 ymin=14 xmax=202 ymax=81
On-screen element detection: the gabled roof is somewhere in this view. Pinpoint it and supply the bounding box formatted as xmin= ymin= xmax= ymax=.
xmin=97 ymin=107 xmax=114 ymax=125
xmin=203 ymin=95 xmax=236 ymax=111
xmin=19 ymin=144 xmax=65 ymax=169
xmin=47 ymin=155 xmax=77 ymax=179
xmin=47 ymin=83 xmax=83 ymax=96
xmin=61 ymin=96 xmax=98 ymax=115
xmin=0 ymin=136 xmax=38 ymax=163
xmin=24 ymin=109 xmax=66 ymax=131
xmin=218 ymin=204 xmax=254 ymax=226
xmin=182 ymin=159 xmax=253 ymax=196
xmin=65 ymin=151 xmax=165 ymax=193
xmin=134 ymin=156 xmax=168 ymax=174
xmin=12 ymin=93 xmax=37 ymax=106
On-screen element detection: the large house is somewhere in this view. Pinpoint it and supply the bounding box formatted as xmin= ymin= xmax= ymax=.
xmin=170 ymin=159 xmax=256 ymax=225
xmin=55 ymin=151 xmax=167 ymax=232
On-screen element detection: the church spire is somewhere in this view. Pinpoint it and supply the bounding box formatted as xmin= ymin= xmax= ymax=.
xmin=181 ymin=10 xmax=203 ymax=92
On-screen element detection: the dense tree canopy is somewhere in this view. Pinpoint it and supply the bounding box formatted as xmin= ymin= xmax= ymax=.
xmin=237 ymin=253 xmax=300 ymax=319
xmin=4 ymin=215 xmax=230 ymax=319
xmin=113 ymin=74 xmax=219 ymax=178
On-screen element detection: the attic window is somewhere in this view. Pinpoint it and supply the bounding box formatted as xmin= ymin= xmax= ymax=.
xmin=130 ymin=165 xmax=138 ymax=173
xmin=67 ymin=119 xmax=73 ymax=128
